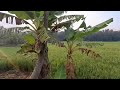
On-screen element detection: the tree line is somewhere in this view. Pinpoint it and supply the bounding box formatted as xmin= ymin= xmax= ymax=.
xmin=84 ymin=29 xmax=120 ymax=41
xmin=1 ymin=28 xmax=120 ymax=46
xmin=55 ymin=29 xmax=120 ymax=41
xmin=0 ymin=26 xmax=30 ymax=46
xmin=1 ymin=28 xmax=120 ymax=47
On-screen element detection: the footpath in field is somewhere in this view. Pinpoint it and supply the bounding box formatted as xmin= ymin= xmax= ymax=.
xmin=0 ymin=70 xmax=31 ymax=79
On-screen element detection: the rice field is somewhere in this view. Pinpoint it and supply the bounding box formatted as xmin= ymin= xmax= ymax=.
xmin=0 ymin=42 xmax=120 ymax=79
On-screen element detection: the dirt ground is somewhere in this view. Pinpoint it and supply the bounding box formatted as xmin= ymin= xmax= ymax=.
xmin=0 ymin=70 xmax=31 ymax=79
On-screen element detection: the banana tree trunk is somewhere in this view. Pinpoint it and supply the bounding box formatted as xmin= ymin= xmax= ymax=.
xmin=30 ymin=42 xmax=50 ymax=79
xmin=66 ymin=49 xmax=76 ymax=79
xmin=30 ymin=11 xmax=50 ymax=79
xmin=31 ymin=11 xmax=50 ymax=79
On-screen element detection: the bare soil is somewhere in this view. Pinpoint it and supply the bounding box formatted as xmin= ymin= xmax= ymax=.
xmin=0 ymin=70 xmax=31 ymax=79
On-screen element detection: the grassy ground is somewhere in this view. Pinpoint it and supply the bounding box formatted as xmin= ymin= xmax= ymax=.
xmin=0 ymin=42 xmax=120 ymax=79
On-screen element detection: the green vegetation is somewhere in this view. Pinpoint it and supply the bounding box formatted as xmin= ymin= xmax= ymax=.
xmin=0 ymin=42 xmax=120 ymax=79
xmin=0 ymin=11 xmax=113 ymax=79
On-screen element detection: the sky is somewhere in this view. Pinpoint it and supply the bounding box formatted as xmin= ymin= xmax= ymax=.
xmin=66 ymin=11 xmax=120 ymax=31
xmin=0 ymin=11 xmax=120 ymax=31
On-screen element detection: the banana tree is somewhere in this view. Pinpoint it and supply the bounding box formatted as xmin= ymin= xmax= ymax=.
xmin=0 ymin=11 xmax=84 ymax=79
xmin=53 ymin=18 xmax=113 ymax=79
xmin=0 ymin=11 xmax=51 ymax=79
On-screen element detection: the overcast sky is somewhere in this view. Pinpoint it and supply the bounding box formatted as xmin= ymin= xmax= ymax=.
xmin=0 ymin=11 xmax=120 ymax=31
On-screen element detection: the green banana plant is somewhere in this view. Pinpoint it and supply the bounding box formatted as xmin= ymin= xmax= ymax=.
xmin=54 ymin=18 xmax=113 ymax=79
xmin=0 ymin=11 xmax=51 ymax=79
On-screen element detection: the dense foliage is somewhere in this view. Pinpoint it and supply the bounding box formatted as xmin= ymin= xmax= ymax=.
xmin=54 ymin=29 xmax=120 ymax=42
xmin=0 ymin=26 xmax=30 ymax=46
xmin=85 ymin=29 xmax=120 ymax=41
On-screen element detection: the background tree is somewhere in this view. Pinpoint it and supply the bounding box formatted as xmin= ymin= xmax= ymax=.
xmin=84 ymin=29 xmax=120 ymax=41
xmin=0 ymin=26 xmax=27 ymax=46
xmin=52 ymin=29 xmax=120 ymax=42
